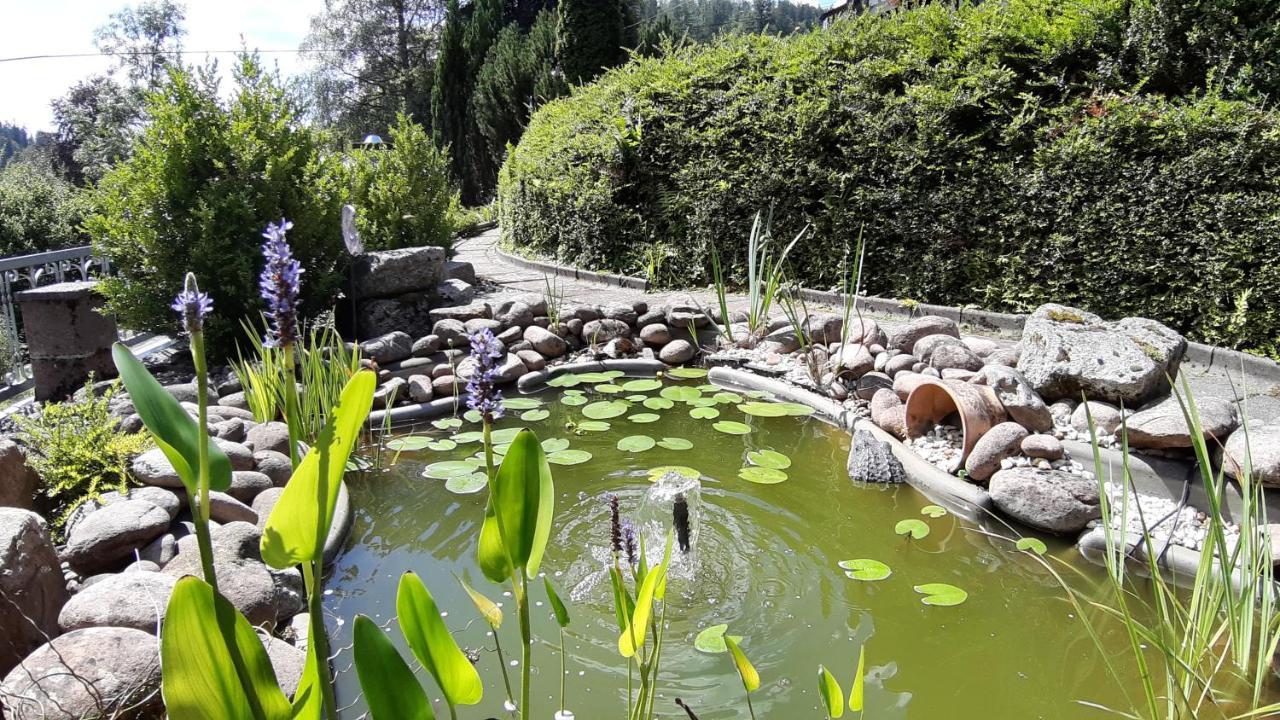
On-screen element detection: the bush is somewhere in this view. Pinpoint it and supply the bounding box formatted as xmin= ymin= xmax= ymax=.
xmin=342 ymin=112 xmax=460 ymax=252
xmin=88 ymin=56 xmax=346 ymax=357
xmin=14 ymin=379 xmax=150 ymax=538
xmin=498 ymin=0 xmax=1280 ymax=357
xmin=0 ymin=159 xmax=90 ymax=257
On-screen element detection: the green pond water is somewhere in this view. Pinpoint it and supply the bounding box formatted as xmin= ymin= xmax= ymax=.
xmin=326 ymin=372 xmax=1141 ymax=719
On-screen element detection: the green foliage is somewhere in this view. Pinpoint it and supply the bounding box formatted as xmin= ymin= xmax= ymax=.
xmin=49 ymin=75 xmax=142 ymax=186
xmin=432 ymin=0 xmax=473 ymax=198
xmin=13 ymin=379 xmax=149 ymax=537
xmin=342 ymin=112 xmax=460 ymax=251
xmin=557 ymin=0 xmax=627 ymax=84
xmin=88 ymin=56 xmax=346 ymax=357
xmin=0 ymin=159 xmax=90 ymax=256
xmin=0 ymin=123 xmax=30 ymax=168
xmin=500 ymin=0 xmax=1280 ymax=358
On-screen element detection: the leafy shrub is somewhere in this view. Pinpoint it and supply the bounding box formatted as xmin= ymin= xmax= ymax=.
xmin=0 ymin=159 xmax=90 ymax=257
xmin=499 ymin=0 xmax=1280 ymax=357
xmin=88 ymin=55 xmax=346 ymax=357
xmin=342 ymin=112 xmax=460 ymax=252
xmin=14 ymin=379 xmax=150 ymax=537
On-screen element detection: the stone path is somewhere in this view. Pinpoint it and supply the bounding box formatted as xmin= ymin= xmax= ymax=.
xmin=456 ymin=229 xmax=1280 ymax=424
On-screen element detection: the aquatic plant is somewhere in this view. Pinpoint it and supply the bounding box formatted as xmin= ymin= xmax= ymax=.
xmin=705 ymin=210 xmax=807 ymax=348
xmin=725 ymin=636 xmax=760 ymax=720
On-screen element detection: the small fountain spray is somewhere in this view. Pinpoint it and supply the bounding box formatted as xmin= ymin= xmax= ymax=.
xmin=635 ymin=470 xmax=702 ymax=578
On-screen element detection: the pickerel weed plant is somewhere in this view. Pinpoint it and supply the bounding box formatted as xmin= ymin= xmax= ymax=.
xmin=704 ymin=210 xmax=808 ymax=348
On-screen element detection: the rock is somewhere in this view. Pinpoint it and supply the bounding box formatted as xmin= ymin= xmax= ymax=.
xmin=412 ymin=334 xmax=442 ymax=356
xmin=1224 ymin=422 xmax=1280 ymax=486
xmin=0 ymin=627 xmax=162 ymax=719
xmin=360 ymin=331 xmax=414 ymax=364
xmin=349 ymin=246 xmax=446 ymax=299
xmin=164 ymin=558 xmax=278 ymax=628
xmin=887 ymin=316 xmax=960 ymax=354
xmin=667 ymin=308 xmax=707 ymax=328
xmin=0 ymin=439 xmax=40 ymax=511
xmin=515 ymin=349 xmax=546 ymax=372
xmin=57 ymin=571 xmax=176 ymax=632
xmin=929 ymin=344 xmax=985 ymax=372
xmin=246 ymin=422 xmax=291 ymax=457
xmin=464 ymin=318 xmax=502 ymax=335
xmin=940 ymin=368 xmax=976 ymax=382
xmin=601 ymin=337 xmax=636 ymax=359
xmin=432 ymin=375 xmax=459 ymax=397
xmin=855 ymin=372 xmax=894 ymax=401
xmin=884 ymin=353 xmax=918 ymax=377
xmin=1049 ymin=398 xmax=1077 ymax=427
xmin=132 ymin=438 xmax=253 ymax=489
xmin=912 ymin=334 xmax=965 ymax=363
xmin=436 ymin=278 xmax=474 ymax=306
xmin=261 ymin=633 xmax=307 ymax=697
xmin=832 ymin=344 xmax=874 ymax=377
xmin=1016 ymin=303 xmax=1186 ymax=405
xmin=989 ymin=467 xmax=1101 ymax=534
xmin=228 ymin=471 xmax=274 ymax=504
xmin=495 ymin=301 xmax=534 ymax=328
xmin=457 ymin=353 xmax=528 ymax=384
xmin=373 ymin=377 xmax=407 ymax=408
xmin=444 ymin=259 xmax=476 ymax=284
xmin=803 ymin=314 xmax=843 ymax=344
xmin=962 ymin=336 xmax=1000 ymax=358
xmin=62 ymin=500 xmax=170 ymax=574
xmin=213 ymin=417 xmax=248 ymax=442
xmin=1070 ymin=401 xmax=1124 ymax=435
xmin=67 ymin=487 xmax=181 ymax=536
xmin=870 ymin=389 xmax=908 ymax=439
xmin=1021 ymin=434 xmax=1064 ymax=460
xmin=432 ymin=318 xmax=468 ymax=348
xmin=254 ymin=450 xmax=293 ymax=487
xmin=407 ymin=374 xmax=434 ymax=403
xmin=428 ymin=302 xmax=492 ymax=324
xmin=164 ymin=383 xmax=200 ymax=403
xmin=124 ymin=559 xmax=160 ymax=573
xmin=284 ymin=612 xmax=310 ymax=651
xmin=601 ymin=303 xmax=638 ymax=325
xmin=524 ymin=325 xmax=568 ymax=358
xmin=0 ymin=510 xmax=67 ymax=675
xmin=582 ymin=318 xmax=632 ymax=343
xmin=203 ymin=492 xmax=258 ymax=525
xmin=270 ymin=567 xmax=306 ymax=623
xmin=251 ymin=488 xmax=284 ymax=530
xmin=892 ymin=371 xmax=932 ymax=401
xmin=842 ymin=318 xmax=888 ymax=348
xmin=759 ymin=328 xmax=800 ymax=354
xmin=979 ymin=365 xmax=1053 ymax=433
xmin=1125 ymin=394 xmax=1238 ymax=449
xmin=988 ymin=348 xmax=1020 ymax=367
xmin=659 ymin=339 xmax=696 ymax=364
xmin=354 ymin=294 xmax=435 ymax=338
xmin=964 ymin=422 xmax=1030 ymax=481
xmin=138 ymin=532 xmax=176 ymax=566
xmin=847 ymin=429 xmax=906 ymax=483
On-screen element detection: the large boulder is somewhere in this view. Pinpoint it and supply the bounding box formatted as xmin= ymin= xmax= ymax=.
xmin=847 ymin=429 xmax=905 ymax=484
xmin=1124 ymin=394 xmax=1238 ymax=449
xmin=964 ymin=422 xmax=1029 ymax=482
xmin=0 ymin=627 xmax=162 ymax=719
xmin=523 ymin=325 xmax=568 ymax=358
xmin=61 ymin=500 xmax=171 ymax=574
xmin=349 ymin=246 xmax=446 ymax=300
xmin=57 ymin=571 xmax=176 ymax=632
xmin=164 ymin=558 xmax=279 ymax=628
xmin=0 ymin=439 xmax=39 ymax=510
xmin=978 ymin=366 xmax=1053 ymax=433
xmin=0 ymin=510 xmax=68 ymax=676
xmin=1016 ymin=304 xmax=1186 ymax=405
xmin=659 ymin=339 xmax=696 ymax=364
xmin=1223 ymin=421 xmax=1280 ymax=486
xmin=887 ymin=316 xmax=960 ymax=354
xmin=360 ymin=331 xmax=414 ymax=364
xmin=989 ymin=467 xmax=1101 ymax=534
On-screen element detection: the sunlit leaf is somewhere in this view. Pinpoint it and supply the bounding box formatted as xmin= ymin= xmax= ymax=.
xmin=690 ymin=406 xmax=720 ymax=420
xmin=725 ymin=636 xmax=760 ymax=693
xmin=543 ymin=577 xmax=571 ymax=628
xmin=576 ymin=420 xmax=611 ymax=432
xmin=432 ymin=418 xmax=463 ymax=430
xmin=519 ymin=409 xmax=550 ymax=422
xmin=595 ymin=384 xmax=624 ymax=394
xmin=838 ymin=559 xmax=892 ymax=581
xmin=352 ymin=615 xmax=435 ymax=720
xmin=849 ymin=645 xmax=865 ymax=712
xmin=647 ymin=466 xmax=700 ymax=482
xmin=397 ymin=573 xmax=483 ymax=707
xmin=738 ymin=401 xmax=789 ymax=417
xmin=643 ymin=397 xmax=675 ymax=410
xmin=450 ymin=431 xmax=485 ymax=444
xmin=628 ymin=413 xmax=661 ymax=423
xmin=445 ymin=473 xmax=488 ymax=494
xmin=660 ymin=386 xmax=702 ymax=402
xmin=657 ymin=437 xmax=693 ymax=450
xmin=541 ymin=438 xmax=570 ymax=453
xmin=464 ymin=410 xmax=482 ymax=423
xmin=693 ymin=624 xmax=743 ymax=654
xmin=619 ymin=533 xmax=671 ymax=657
xmin=622 ymin=378 xmax=662 ymax=392
xmin=460 ymin=577 xmax=503 ymax=629
xmin=423 ymin=460 xmax=482 ymax=480
xmin=384 ymin=437 xmax=432 ymax=452
xmin=714 ymin=420 xmax=752 ymax=435
xmin=561 ymin=394 xmax=588 ymax=406
xmin=894 ymin=519 xmax=930 ymax=540
xmin=502 ymin=398 xmax=542 ymax=410
xmin=739 ymin=466 xmax=787 ymax=484
xmin=819 ymin=665 xmax=845 ymax=718
xmin=547 ymin=449 xmax=593 ymax=466
xmin=780 ymin=402 xmax=816 ymax=416
xmin=583 ymin=400 xmax=629 ymax=419
xmin=921 ymin=505 xmax=947 ymax=518
xmin=667 ymin=367 xmax=708 ymax=379
xmin=914 ymin=583 xmax=968 ymax=606
xmin=477 ymin=429 xmax=555 ymax=581
xmin=747 ymin=449 xmax=791 ymax=469
xmin=617 ymin=435 xmax=656 ymax=452
xmin=426 ymin=439 xmax=457 ymax=452
xmin=546 ymin=373 xmax=583 ymax=388
xmin=713 ymin=391 xmax=743 ymax=404
xmin=1015 ymin=537 xmax=1048 ymax=555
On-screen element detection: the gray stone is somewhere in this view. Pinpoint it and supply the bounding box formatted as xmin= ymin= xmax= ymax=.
xmin=524 ymin=325 xmax=568 ymax=358
xmin=62 ymin=500 xmax=170 ymax=574
xmin=887 ymin=316 xmax=960 ymax=354
xmin=65 ymin=487 xmax=181 ymax=538
xmin=564 ymin=304 xmax=599 ymax=322
xmin=659 ymin=339 xmax=696 ymax=364
xmin=1125 ymin=394 xmax=1238 ymax=449
xmin=638 ymin=323 xmax=671 ymax=347
xmin=432 ymin=318 xmax=467 ymax=348
xmin=979 ymin=365 xmax=1053 ymax=433
xmin=515 ymin=349 xmax=546 ymax=372
xmin=360 ymin=331 xmax=414 ymax=364
xmin=464 ymin=318 xmax=502 ymax=334
xmin=444 ymin=259 xmax=476 ymax=284
xmin=407 ymin=374 xmax=434 ymax=403
xmin=261 ymin=633 xmax=307 ymax=697
xmin=847 ymin=429 xmax=906 ymax=484
xmin=1070 ymin=401 xmax=1124 ymax=435
xmin=269 ymin=566 xmax=306 ymax=622
xmin=0 ymin=439 xmax=39 ymax=511
xmin=436 ymin=278 xmax=474 ymax=306
xmin=1224 ymin=422 xmax=1280 ymax=486
xmin=582 ymin=318 xmax=632 ymax=343
xmin=203 ymin=492 xmax=258 ymax=525
xmin=138 ymin=532 xmax=176 ymax=566
xmin=929 ymin=344 xmax=985 ymax=372
xmin=1049 ymin=398 xmax=1077 ymax=427
xmin=251 ymin=487 xmax=284 ymax=530
xmin=0 ymin=627 xmax=162 ymax=719
xmin=842 ymin=318 xmax=888 ymax=348
xmin=832 ymin=344 xmax=874 ymax=377
xmin=497 ymin=325 xmax=524 ymax=345
xmin=373 ymin=377 xmax=407 ymax=408
xmin=213 ymin=417 xmax=248 ymax=442
xmin=163 ymin=556 xmax=278 ymax=629
xmin=218 ymin=390 xmax=251 ymax=410
xmin=412 ymin=334 xmax=442 ymax=356
xmin=667 ymin=309 xmax=708 ymax=329
xmin=285 ymin=612 xmax=311 ymax=652
xmin=432 ymin=375 xmax=459 ymax=396
xmin=0 ymin=509 xmax=67 ymax=676
xmin=964 ymin=422 xmax=1030 ymax=481
xmin=246 ymin=422 xmax=291 ymax=457
xmin=228 ymin=471 xmax=273 ymax=504
xmin=253 ymin=450 xmax=293 ymax=487
xmin=870 ymin=389 xmax=907 ymax=439
xmin=602 ymin=303 xmax=638 ymax=325
xmin=164 ymin=382 xmax=199 ymax=404
xmin=57 ymin=571 xmax=175 ymax=633
xmin=884 ymin=353 xmax=918 ymax=377
xmin=350 ymin=246 xmax=446 ymax=300
xmin=457 ymin=353 xmax=528 ymax=384
xmin=855 ymin=372 xmax=894 ymax=401
xmin=495 ymin=301 xmax=535 ymax=328
xmin=602 ymin=337 xmax=636 ymax=359
xmin=124 ymin=560 xmax=160 ymax=573
xmin=1021 ymin=434 xmax=1065 ymax=461
xmin=355 ymin=294 xmax=434 ymax=339
xmin=1016 ymin=303 xmax=1186 ymax=405
xmin=428 ymin=302 xmax=492 ymax=324
xmin=989 ymin=467 xmax=1101 ymax=534
xmin=912 ymin=334 xmax=965 ymax=363
xmin=962 ymin=336 xmax=1001 ymax=358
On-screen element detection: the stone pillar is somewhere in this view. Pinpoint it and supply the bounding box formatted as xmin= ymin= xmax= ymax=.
xmin=15 ymin=281 xmax=119 ymax=401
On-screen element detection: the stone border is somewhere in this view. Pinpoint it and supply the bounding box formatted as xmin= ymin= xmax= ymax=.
xmin=494 ymin=246 xmax=650 ymax=291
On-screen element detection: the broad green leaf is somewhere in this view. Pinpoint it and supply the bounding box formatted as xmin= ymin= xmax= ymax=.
xmin=617 ymin=435 xmax=656 ymax=452
xmin=849 ymin=645 xmax=866 ymax=712
xmin=714 ymin=420 xmax=752 ymax=435
xmin=463 ymin=410 xmax=483 ymax=423
xmin=546 ymin=373 xmax=583 ymax=387
xmin=747 ymin=449 xmax=791 ymax=469
xmin=643 ymin=397 xmax=675 ymax=410
xmin=519 ymin=409 xmax=550 ymax=422
xmin=575 ymin=372 xmax=615 ymax=383
xmin=657 ymin=437 xmax=693 ymax=450
xmin=432 ymin=418 xmax=462 ymax=430
xmin=445 ymin=473 xmax=488 ymax=494
xmin=261 ymin=370 xmax=376 ymax=568
xmin=352 ymin=615 xmax=435 ymax=720
xmin=738 ymin=401 xmax=788 ymax=417
xmin=628 ymin=413 xmax=661 ymax=423
xmin=622 ymin=378 xmax=662 ymax=392
xmin=688 ymin=397 xmax=718 ymax=408
xmin=921 ymin=505 xmax=947 ymax=518
xmin=561 ymin=394 xmax=588 ymax=406
xmin=291 ymin=643 xmax=322 ymax=717
xmin=779 ymin=402 xmax=816 ymax=416
xmin=894 ymin=518 xmax=930 ymax=540
xmin=112 ymin=343 xmax=232 ymax=494
xmin=600 ymin=370 xmax=625 ymax=379
xmin=547 ymin=449 xmax=593 ymax=466
xmin=660 ymin=386 xmax=702 ymax=402
xmin=838 ymin=559 xmax=892 ymax=581
xmin=385 ymin=436 xmax=432 ymax=452
xmin=689 ymin=406 xmax=720 ymax=420
xmin=819 ymin=665 xmax=845 ymax=718
xmin=914 ymin=582 xmax=968 ymax=606
xmin=541 ymin=438 xmax=571 ymax=453
xmin=160 ymin=576 xmax=291 ymax=720
xmin=739 ymin=467 xmax=788 ymax=484
xmin=423 ymin=460 xmax=481 ymax=479
xmin=595 ymin=384 xmax=624 ymax=394
xmin=460 ymin=577 xmax=503 ymax=629
xmin=1016 ymin=537 xmax=1048 ymax=555
xmin=450 ymin=431 xmax=484 ymax=444
xmin=725 ymin=636 xmax=760 ymax=693
xmin=477 ymin=429 xmax=555 ymax=581
xmin=648 ymin=466 xmax=700 ymax=482
xmin=426 ymin=439 xmax=457 ymax=452
xmin=694 ymin=624 xmax=743 ymax=654
xmin=666 ymin=367 xmax=707 ymax=379
xmin=544 ymin=577 xmax=571 ymax=628
xmin=397 ymin=572 xmax=483 ymax=707
xmin=583 ymin=400 xmax=628 ymax=419
xmin=713 ymin=392 xmax=743 ymax=404
xmin=488 ymin=428 xmax=523 ymax=444
xmin=608 ymin=566 xmax=635 ymax=633
xmin=576 ymin=420 xmax=611 ymax=432
xmin=619 ymin=536 xmax=670 ymax=658
xmin=626 ymin=394 xmax=649 ymax=402
xmin=502 ymin=398 xmax=543 ymax=410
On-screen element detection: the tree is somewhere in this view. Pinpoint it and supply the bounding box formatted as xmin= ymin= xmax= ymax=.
xmin=93 ymin=0 xmax=186 ymax=87
xmin=0 ymin=159 xmax=89 ymax=257
xmin=0 ymin=124 xmax=29 ymax=169
xmin=557 ymin=0 xmax=626 ymax=84
xmin=49 ymin=75 xmax=141 ymax=185
xmin=431 ymin=0 xmax=474 ymax=198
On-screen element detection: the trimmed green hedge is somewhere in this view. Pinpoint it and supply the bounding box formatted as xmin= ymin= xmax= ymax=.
xmin=498 ymin=0 xmax=1280 ymax=358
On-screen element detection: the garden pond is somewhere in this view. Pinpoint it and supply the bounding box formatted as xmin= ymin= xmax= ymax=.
xmin=326 ymin=370 xmax=1149 ymax=719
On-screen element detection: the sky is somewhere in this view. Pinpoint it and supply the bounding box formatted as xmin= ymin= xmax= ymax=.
xmin=0 ymin=0 xmax=834 ymax=134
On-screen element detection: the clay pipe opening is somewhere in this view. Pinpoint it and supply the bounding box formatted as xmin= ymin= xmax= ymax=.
xmin=904 ymin=378 xmax=1007 ymax=473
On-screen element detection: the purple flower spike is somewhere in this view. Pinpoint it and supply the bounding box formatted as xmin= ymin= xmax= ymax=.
xmin=465 ymin=328 xmax=505 ymax=422
xmin=259 ymin=218 xmax=303 ymax=348
xmin=172 ymin=272 xmax=213 ymax=333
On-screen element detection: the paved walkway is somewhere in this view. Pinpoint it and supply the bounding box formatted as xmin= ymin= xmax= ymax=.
xmin=455 ymin=229 xmax=1280 ymax=424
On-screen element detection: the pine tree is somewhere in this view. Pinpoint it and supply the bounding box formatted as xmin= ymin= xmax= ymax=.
xmin=557 ymin=0 xmax=626 ymax=84
xmin=431 ymin=0 xmax=472 ymax=199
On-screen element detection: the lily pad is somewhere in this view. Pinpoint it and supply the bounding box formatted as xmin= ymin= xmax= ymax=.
xmin=687 ymin=397 xmax=718 ymax=408
xmin=600 ymin=370 xmax=625 ymax=380
xmin=894 ymin=519 xmax=930 ymax=540
xmin=1015 ymin=537 xmax=1047 ymax=555
xmin=648 ymin=466 xmax=700 ymax=482
xmin=449 ymin=431 xmax=484 ymax=444
xmin=583 ymin=400 xmax=629 ymax=419
xmin=738 ymin=402 xmax=789 ymax=418
xmin=838 ymin=559 xmax=892 ymax=582
xmin=502 ymin=398 xmax=543 ymax=410
xmin=689 ymin=407 xmax=720 ymax=420
xmin=693 ymin=624 xmax=742 ymax=654
xmin=921 ymin=505 xmax=948 ymax=518
xmin=561 ymin=394 xmax=588 ymax=407
xmin=489 ymin=428 xmax=523 ymax=444
xmin=541 ymin=438 xmax=571 ymax=453
xmin=622 ymin=378 xmax=663 ymax=392
xmin=574 ymin=372 xmax=614 ymax=383
xmin=617 ymin=435 xmax=656 ymax=453
xmin=713 ymin=420 xmax=752 ymax=435
xmin=657 ymin=437 xmax=693 ymax=450
xmin=595 ymin=384 xmax=625 ymax=394
xmin=713 ymin=392 xmax=743 ymax=404
xmin=445 ymin=472 xmax=488 ymax=494
xmin=384 ymin=437 xmax=432 ymax=452
xmin=643 ymin=397 xmax=675 ymax=410
xmin=431 ymin=418 xmax=462 ymax=430
xmin=739 ymin=466 xmax=787 ymax=484
xmin=667 ymin=367 xmax=708 ymax=380
xmin=463 ymin=409 xmax=483 ymax=423
xmin=628 ymin=413 xmax=661 ymax=424
xmin=576 ymin=420 xmax=611 ymax=432
xmin=548 ymin=449 xmax=593 ymax=466
xmin=746 ymin=449 xmax=792 ymax=470
xmin=660 ymin=386 xmax=702 ymax=402
xmin=426 ymin=439 xmax=457 ymax=452
xmin=546 ymin=373 xmax=584 ymax=387
xmin=914 ymin=583 xmax=968 ymax=607
xmin=626 ymin=394 xmax=649 ymax=403
xmin=778 ymin=402 xmax=815 ymax=416
xmin=520 ymin=409 xmax=550 ymax=422
xmin=423 ymin=460 xmax=482 ymax=480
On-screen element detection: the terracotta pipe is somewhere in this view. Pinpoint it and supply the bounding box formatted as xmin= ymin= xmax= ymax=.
xmin=904 ymin=378 xmax=1007 ymax=472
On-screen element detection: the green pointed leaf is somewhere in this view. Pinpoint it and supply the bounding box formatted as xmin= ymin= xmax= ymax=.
xmin=747 ymin=449 xmax=791 ymax=469
xmin=619 ymin=534 xmax=671 ymax=657
xmin=838 ymin=558 xmax=892 ymax=581
xmin=725 ymin=636 xmax=760 ymax=693
xmin=643 ymin=397 xmax=675 ymax=410
xmin=713 ymin=420 xmax=752 ymax=435
xmin=112 ymin=343 xmax=232 ymax=494
xmin=849 ymin=645 xmax=866 ymax=712
xmin=445 ymin=473 xmax=488 ymax=494
xmin=628 ymin=413 xmax=661 ymax=423
xmin=397 ymin=573 xmax=483 ymax=707
xmin=583 ymin=400 xmax=628 ymax=419
xmin=819 ymin=665 xmax=845 ymax=718
xmin=291 ymin=642 xmax=322 ymax=717
xmin=547 ymin=449 xmax=593 ymax=466
xmin=477 ymin=429 xmax=555 ymax=581
xmin=353 ymin=614 xmax=435 ymax=720
xmin=921 ymin=505 xmax=947 ymax=518
xmin=519 ymin=408 xmax=550 ymax=422
xmin=666 ymin=367 xmax=707 ymax=379
xmin=739 ymin=466 xmax=788 ymax=484
xmin=460 ymin=577 xmax=503 ymax=629
xmin=914 ymin=582 xmax=968 ymax=606
xmin=261 ymin=370 xmax=376 ymax=568
xmin=622 ymin=378 xmax=662 ymax=392
xmin=160 ymin=576 xmax=292 ymax=720
xmin=689 ymin=406 xmax=720 ymax=420
xmin=894 ymin=518 xmax=930 ymax=540
xmin=544 ymin=577 xmax=571 ymax=628
xmin=617 ymin=435 xmax=656 ymax=452
xmin=1015 ymin=537 xmax=1048 ymax=555
xmin=657 ymin=437 xmax=693 ymax=450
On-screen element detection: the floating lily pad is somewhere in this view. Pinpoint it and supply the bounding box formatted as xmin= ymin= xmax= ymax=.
xmin=595 ymin=384 xmax=625 ymax=394
xmin=503 ymin=398 xmax=543 ymax=410
xmin=583 ymin=401 xmax=629 ymax=420
xmin=713 ymin=420 xmax=752 ymax=435
xmin=657 ymin=437 xmax=693 ymax=450
xmin=648 ymin=466 xmax=700 ymax=482
xmin=489 ymin=428 xmax=523 ymax=444
xmin=660 ymin=386 xmax=702 ymax=402
xmin=838 ymin=559 xmax=892 ymax=581
xmin=687 ymin=397 xmax=718 ymax=408
xmin=564 ymin=388 xmax=585 ymax=395
xmin=450 ymin=431 xmax=484 ymax=444
xmin=921 ymin=505 xmax=948 ymax=518
xmin=626 ymin=394 xmax=649 ymax=403
xmin=914 ymin=583 xmax=968 ymax=607
xmin=697 ymin=384 xmax=721 ymax=392
xmin=622 ymin=378 xmax=662 ymax=392
xmin=713 ymin=392 xmax=744 ymax=405
xmin=744 ymin=390 xmax=773 ymax=400
xmin=643 ymin=397 xmax=675 ymax=410
xmin=628 ymin=413 xmax=661 ymax=424
xmin=1015 ymin=537 xmax=1047 ymax=555
xmin=667 ymin=367 xmax=708 ymax=380
xmin=576 ymin=420 xmax=611 ymax=432
xmin=445 ymin=472 xmax=488 ymax=494
xmin=423 ymin=460 xmax=481 ymax=480
xmin=574 ymin=372 xmax=614 ymax=383
xmin=541 ymin=438 xmax=571 ymax=453
xmin=384 ymin=437 xmax=432 ymax=452
xmin=548 ymin=449 xmax=593 ymax=466
xmin=895 ymin=519 xmax=930 ymax=540
xmin=561 ymin=394 xmax=588 ymax=407
xmin=431 ymin=418 xmax=462 ymax=430
xmin=520 ymin=409 xmax=550 ymax=422
xmin=689 ymin=407 xmax=720 ymax=420
xmin=747 ymin=449 xmax=792 ymax=469
xmin=739 ymin=466 xmax=787 ymax=484
xmin=617 ymin=435 xmax=656 ymax=452
xmin=738 ymin=402 xmax=789 ymax=418
xmin=546 ymin=373 xmax=584 ymax=387
xmin=463 ymin=410 xmax=483 ymax=423
xmin=778 ymin=402 xmax=815 ymax=416
xmin=426 ymin=439 xmax=457 ymax=452
xmin=693 ymin=624 xmax=742 ymax=654
xmin=601 ymin=370 xmax=625 ymax=379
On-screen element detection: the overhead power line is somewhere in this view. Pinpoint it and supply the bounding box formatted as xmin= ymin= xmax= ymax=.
xmin=0 ymin=48 xmax=341 ymax=64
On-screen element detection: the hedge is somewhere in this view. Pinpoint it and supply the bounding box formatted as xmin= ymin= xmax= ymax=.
xmin=498 ymin=0 xmax=1280 ymax=358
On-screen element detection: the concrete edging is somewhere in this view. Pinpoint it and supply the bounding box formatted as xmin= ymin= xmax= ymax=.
xmin=494 ymin=246 xmax=649 ymax=291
